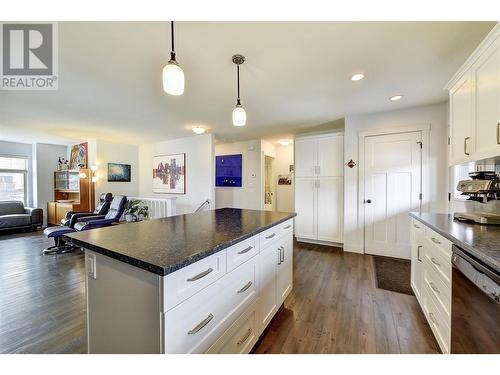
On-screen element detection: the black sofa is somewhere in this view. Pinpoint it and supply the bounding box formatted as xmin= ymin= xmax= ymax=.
xmin=0 ymin=201 xmax=43 ymax=232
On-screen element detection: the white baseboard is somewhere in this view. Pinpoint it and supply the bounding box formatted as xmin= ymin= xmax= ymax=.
xmin=295 ymin=237 xmax=343 ymax=248
xmin=342 ymin=243 xmax=364 ymax=254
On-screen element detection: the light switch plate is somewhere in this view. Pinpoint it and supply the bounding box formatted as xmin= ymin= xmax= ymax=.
xmin=87 ymin=253 xmax=97 ymax=279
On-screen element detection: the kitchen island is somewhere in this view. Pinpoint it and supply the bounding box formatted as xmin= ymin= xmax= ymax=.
xmin=65 ymin=208 xmax=296 ymax=354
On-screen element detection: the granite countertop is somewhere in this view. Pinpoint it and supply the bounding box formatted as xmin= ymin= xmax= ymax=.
xmin=409 ymin=212 xmax=500 ymax=272
xmin=64 ymin=208 xmax=296 ymax=276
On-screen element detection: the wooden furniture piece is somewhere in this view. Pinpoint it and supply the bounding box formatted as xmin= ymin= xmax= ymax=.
xmin=445 ymin=23 xmax=500 ymax=165
xmin=294 ymin=132 xmax=344 ymax=245
xmin=410 ymin=217 xmax=452 ymax=354
xmin=47 ymin=169 xmax=93 ymax=226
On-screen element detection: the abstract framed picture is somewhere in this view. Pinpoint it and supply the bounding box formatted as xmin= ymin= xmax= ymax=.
xmin=107 ymin=163 xmax=131 ymax=182
xmin=69 ymin=142 xmax=88 ymax=170
xmin=153 ymin=153 xmax=186 ymax=194
xmin=215 ymin=154 xmax=242 ymax=187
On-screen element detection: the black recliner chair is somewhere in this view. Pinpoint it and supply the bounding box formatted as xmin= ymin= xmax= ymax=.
xmin=61 ymin=193 xmax=113 ymax=228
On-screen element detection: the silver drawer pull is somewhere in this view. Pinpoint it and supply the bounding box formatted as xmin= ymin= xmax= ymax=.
xmin=237 ymin=281 xmax=253 ymax=294
xmin=237 ymin=328 xmax=253 ymax=346
xmin=283 ymin=225 xmax=292 ymax=230
xmin=429 ymin=312 xmax=439 ymax=327
xmin=265 ymin=233 xmax=276 ymax=239
xmin=431 ymin=237 xmax=441 ymax=245
xmin=187 ymin=313 xmax=214 ymax=335
xmin=237 ymin=246 xmax=253 ymax=255
xmin=186 ymin=268 xmax=213 ymax=282
xmin=430 ymin=282 xmax=440 ymax=294
xmin=430 ymin=257 xmax=441 ymax=267
xmin=413 ymin=224 xmax=421 ymax=229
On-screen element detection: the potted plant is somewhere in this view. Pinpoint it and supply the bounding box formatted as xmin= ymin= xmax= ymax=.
xmin=123 ymin=200 xmax=149 ymax=222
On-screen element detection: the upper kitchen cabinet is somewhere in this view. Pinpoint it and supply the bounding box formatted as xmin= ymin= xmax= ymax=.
xmin=294 ymin=133 xmax=344 ymax=178
xmin=445 ymin=23 xmax=500 ymax=166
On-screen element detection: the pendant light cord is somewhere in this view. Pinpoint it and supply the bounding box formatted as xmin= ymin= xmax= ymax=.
xmin=170 ymin=21 xmax=176 ymax=61
xmin=236 ymin=64 xmax=241 ymax=105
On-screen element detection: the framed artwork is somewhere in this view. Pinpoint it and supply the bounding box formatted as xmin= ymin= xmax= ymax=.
xmin=153 ymin=153 xmax=186 ymax=194
xmin=278 ymin=174 xmax=292 ymax=185
xmin=69 ymin=142 xmax=88 ymax=170
xmin=107 ymin=163 xmax=131 ymax=182
xmin=215 ymin=154 xmax=242 ymax=187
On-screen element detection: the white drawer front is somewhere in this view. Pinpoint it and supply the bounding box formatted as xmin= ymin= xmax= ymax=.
xmin=423 ymin=237 xmax=452 ymax=285
xmin=422 ymin=259 xmax=451 ymax=319
xmin=422 ymin=284 xmax=450 ymax=354
xmin=226 ymin=236 xmax=258 ymax=272
xmin=424 ymin=227 xmax=452 ymax=256
xmin=259 ymin=219 xmax=293 ymax=249
xmin=206 ymin=300 xmax=258 ymax=354
xmin=411 ymin=219 xmax=425 ymax=235
xmin=164 ymin=257 xmax=258 ymax=353
xmin=163 ymin=250 xmax=227 ymax=311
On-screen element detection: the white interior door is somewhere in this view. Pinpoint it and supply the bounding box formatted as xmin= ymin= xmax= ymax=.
xmin=317 ymin=177 xmax=343 ymax=243
xmin=364 ymin=131 xmax=422 ymax=259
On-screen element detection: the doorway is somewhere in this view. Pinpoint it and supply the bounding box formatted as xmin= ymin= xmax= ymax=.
xmin=361 ymin=130 xmax=425 ymax=259
xmin=264 ymin=155 xmax=275 ymax=211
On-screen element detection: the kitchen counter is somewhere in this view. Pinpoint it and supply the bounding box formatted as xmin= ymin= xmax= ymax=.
xmin=409 ymin=212 xmax=500 ymax=272
xmin=64 ymin=208 xmax=296 ymax=276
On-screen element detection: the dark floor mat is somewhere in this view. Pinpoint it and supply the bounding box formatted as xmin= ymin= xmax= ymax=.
xmin=373 ymin=256 xmax=414 ymax=296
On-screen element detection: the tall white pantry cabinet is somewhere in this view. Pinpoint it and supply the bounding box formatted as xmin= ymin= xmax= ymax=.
xmin=294 ymin=132 xmax=344 ymax=245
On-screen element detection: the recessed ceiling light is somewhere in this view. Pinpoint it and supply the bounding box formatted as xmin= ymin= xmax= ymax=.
xmin=192 ymin=126 xmax=206 ymax=134
xmin=278 ymin=139 xmax=292 ymax=146
xmin=389 ymin=95 xmax=403 ymax=101
xmin=350 ymin=73 xmax=365 ymax=81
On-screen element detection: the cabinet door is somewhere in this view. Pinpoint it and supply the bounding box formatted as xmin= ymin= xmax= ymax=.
xmin=258 ymin=245 xmax=278 ymax=330
xmin=55 ymin=203 xmax=73 ymax=224
xmin=276 ymin=236 xmax=293 ymax=305
xmin=294 ymin=138 xmax=317 ymax=177
xmin=474 ymin=36 xmax=500 ymax=159
xmin=294 ymin=178 xmax=317 ymax=240
xmin=316 ymin=178 xmax=343 ymax=243
xmin=449 ymin=72 xmax=474 ymax=165
xmin=317 ymin=134 xmax=344 ymax=177
xmin=410 ymin=221 xmax=424 ymax=302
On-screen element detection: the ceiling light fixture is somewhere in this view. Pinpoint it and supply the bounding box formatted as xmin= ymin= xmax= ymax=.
xmin=278 ymin=139 xmax=292 ymax=146
xmin=162 ymin=21 xmax=185 ymax=96
xmin=389 ymin=94 xmax=403 ymax=101
xmin=350 ymin=73 xmax=365 ymax=81
xmin=192 ymin=126 xmax=206 ymax=135
xmin=232 ymin=54 xmax=246 ymax=127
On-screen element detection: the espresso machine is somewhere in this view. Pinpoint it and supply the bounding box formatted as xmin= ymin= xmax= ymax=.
xmin=453 ymin=171 xmax=500 ymax=224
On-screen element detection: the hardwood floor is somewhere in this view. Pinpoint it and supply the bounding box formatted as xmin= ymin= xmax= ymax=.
xmin=253 ymin=242 xmax=440 ymax=354
xmin=0 ymin=232 xmax=439 ymax=354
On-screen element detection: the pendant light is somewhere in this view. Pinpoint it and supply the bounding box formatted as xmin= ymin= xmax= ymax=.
xmin=162 ymin=21 xmax=185 ymax=95
xmin=232 ymin=54 xmax=246 ymax=127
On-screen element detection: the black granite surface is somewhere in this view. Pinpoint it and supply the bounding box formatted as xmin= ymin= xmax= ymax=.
xmin=409 ymin=212 xmax=500 ymax=272
xmin=64 ymin=208 xmax=296 ymax=276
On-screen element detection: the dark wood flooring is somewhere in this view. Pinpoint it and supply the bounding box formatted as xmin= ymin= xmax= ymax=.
xmin=0 ymin=232 xmax=439 ymax=354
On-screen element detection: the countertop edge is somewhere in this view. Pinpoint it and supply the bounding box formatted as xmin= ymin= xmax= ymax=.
xmin=409 ymin=212 xmax=499 ymax=272
xmin=64 ymin=212 xmax=296 ymax=276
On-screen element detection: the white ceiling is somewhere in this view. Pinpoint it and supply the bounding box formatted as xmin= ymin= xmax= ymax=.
xmin=0 ymin=21 xmax=495 ymax=145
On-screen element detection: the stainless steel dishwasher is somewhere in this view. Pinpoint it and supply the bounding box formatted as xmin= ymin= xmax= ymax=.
xmin=451 ymin=245 xmax=500 ymax=353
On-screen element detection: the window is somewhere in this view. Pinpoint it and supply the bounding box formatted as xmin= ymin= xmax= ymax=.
xmin=0 ymin=156 xmax=28 ymax=204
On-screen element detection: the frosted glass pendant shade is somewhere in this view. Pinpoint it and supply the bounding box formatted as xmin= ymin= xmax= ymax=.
xmin=162 ymin=61 xmax=185 ymax=95
xmin=232 ymin=104 xmax=246 ymax=126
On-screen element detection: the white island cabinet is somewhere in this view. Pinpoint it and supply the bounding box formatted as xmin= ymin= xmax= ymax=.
xmin=83 ymin=217 xmax=294 ymax=354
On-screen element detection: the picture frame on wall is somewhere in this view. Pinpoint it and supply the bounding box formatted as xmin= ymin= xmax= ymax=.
xmin=215 ymin=154 xmax=242 ymax=187
xmin=152 ymin=153 xmax=186 ymax=194
xmin=69 ymin=142 xmax=88 ymax=170
xmin=107 ymin=163 xmax=131 ymax=182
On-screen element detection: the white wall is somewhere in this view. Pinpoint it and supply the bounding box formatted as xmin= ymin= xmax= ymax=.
xmin=215 ymin=140 xmax=262 ymax=210
xmin=274 ymin=144 xmax=294 ymax=212
xmin=32 ymin=143 xmax=67 ymax=226
xmin=344 ymin=102 xmax=449 ymax=254
xmin=139 ymin=134 xmax=215 ymax=215
xmin=92 ymin=140 xmax=139 ymax=200
xmin=0 ymin=140 xmax=34 ymax=206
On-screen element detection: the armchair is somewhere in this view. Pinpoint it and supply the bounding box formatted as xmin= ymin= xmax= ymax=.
xmin=43 ymin=195 xmax=127 ymax=254
xmin=61 ymin=193 xmax=112 ymax=228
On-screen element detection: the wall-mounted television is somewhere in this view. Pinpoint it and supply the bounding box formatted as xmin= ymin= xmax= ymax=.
xmin=215 ymin=154 xmax=242 ymax=187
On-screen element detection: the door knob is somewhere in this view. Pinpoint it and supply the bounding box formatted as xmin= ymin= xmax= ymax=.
xmin=365 ymin=199 xmax=372 ymax=204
